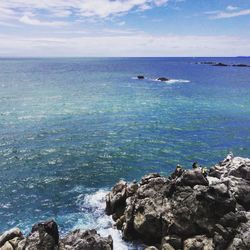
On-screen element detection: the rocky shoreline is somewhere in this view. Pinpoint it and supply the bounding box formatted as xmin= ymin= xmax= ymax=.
xmin=0 ymin=220 xmax=113 ymax=250
xmin=1 ymin=155 xmax=250 ymax=249
xmin=106 ymin=155 xmax=250 ymax=250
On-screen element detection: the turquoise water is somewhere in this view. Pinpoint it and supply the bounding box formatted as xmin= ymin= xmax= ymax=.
xmin=0 ymin=58 xmax=250 ymax=244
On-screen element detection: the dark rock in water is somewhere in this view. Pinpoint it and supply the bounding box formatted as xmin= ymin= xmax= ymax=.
xmin=137 ymin=75 xmax=145 ymax=79
xmin=106 ymin=155 xmax=250 ymax=249
xmin=232 ymin=64 xmax=250 ymax=67
xmin=212 ymin=63 xmax=228 ymax=67
xmin=157 ymin=77 xmax=169 ymax=82
xmin=61 ymin=229 xmax=113 ymax=250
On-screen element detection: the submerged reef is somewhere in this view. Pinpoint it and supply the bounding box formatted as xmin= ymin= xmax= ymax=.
xmin=106 ymin=155 xmax=250 ymax=250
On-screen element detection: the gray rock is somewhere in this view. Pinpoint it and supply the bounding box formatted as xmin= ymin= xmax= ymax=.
xmin=61 ymin=229 xmax=113 ymax=250
xmin=183 ymin=235 xmax=214 ymax=250
xmin=25 ymin=220 xmax=59 ymax=250
xmin=0 ymin=241 xmax=13 ymax=250
xmin=0 ymin=228 xmax=23 ymax=248
xmin=105 ymin=155 xmax=250 ymax=249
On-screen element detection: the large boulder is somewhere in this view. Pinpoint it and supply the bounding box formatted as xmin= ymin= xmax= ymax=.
xmin=25 ymin=220 xmax=59 ymax=250
xmin=0 ymin=228 xmax=23 ymax=248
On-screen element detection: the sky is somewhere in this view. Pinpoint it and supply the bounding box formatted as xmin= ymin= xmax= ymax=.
xmin=0 ymin=0 xmax=250 ymax=57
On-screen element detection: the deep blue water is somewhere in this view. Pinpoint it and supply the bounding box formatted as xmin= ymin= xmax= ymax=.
xmin=0 ymin=57 xmax=250 ymax=245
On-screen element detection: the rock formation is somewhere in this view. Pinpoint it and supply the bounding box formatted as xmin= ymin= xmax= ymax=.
xmin=196 ymin=62 xmax=250 ymax=67
xmin=0 ymin=220 xmax=113 ymax=250
xmin=137 ymin=75 xmax=145 ymax=79
xmin=106 ymin=155 xmax=250 ymax=249
xmin=157 ymin=77 xmax=169 ymax=82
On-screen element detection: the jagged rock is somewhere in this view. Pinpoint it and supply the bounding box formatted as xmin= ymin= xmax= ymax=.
xmin=25 ymin=220 xmax=59 ymax=250
xmin=227 ymin=212 xmax=250 ymax=250
xmin=61 ymin=229 xmax=113 ymax=250
xmin=16 ymin=239 xmax=26 ymax=250
xmin=177 ymin=169 xmax=208 ymax=187
xmin=105 ymin=180 xmax=128 ymax=218
xmin=183 ymin=235 xmax=214 ymax=250
xmin=0 ymin=241 xmax=13 ymax=250
xmin=106 ymin=155 xmax=250 ymax=249
xmin=1 ymin=220 xmax=113 ymax=250
xmin=0 ymin=228 xmax=23 ymax=248
xmin=8 ymin=237 xmax=23 ymax=249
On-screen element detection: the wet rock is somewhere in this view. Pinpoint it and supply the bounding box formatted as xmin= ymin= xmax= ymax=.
xmin=105 ymin=180 xmax=127 ymax=218
xmin=61 ymin=229 xmax=113 ymax=250
xmin=137 ymin=75 xmax=145 ymax=79
xmin=157 ymin=77 xmax=169 ymax=82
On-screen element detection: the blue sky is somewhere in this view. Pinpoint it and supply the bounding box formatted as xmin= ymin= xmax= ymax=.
xmin=0 ymin=0 xmax=249 ymax=56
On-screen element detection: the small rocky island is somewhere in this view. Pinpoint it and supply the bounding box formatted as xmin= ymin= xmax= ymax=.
xmin=1 ymin=155 xmax=250 ymax=249
xmin=106 ymin=155 xmax=250 ymax=250
xmin=196 ymin=62 xmax=250 ymax=67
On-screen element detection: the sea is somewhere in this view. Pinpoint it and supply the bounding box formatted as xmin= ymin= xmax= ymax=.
xmin=0 ymin=57 xmax=250 ymax=248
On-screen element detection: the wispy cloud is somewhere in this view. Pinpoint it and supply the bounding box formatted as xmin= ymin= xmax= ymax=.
xmin=19 ymin=14 xmax=67 ymax=27
xmin=226 ymin=5 xmax=238 ymax=11
xmin=0 ymin=0 xmax=168 ymax=24
xmin=206 ymin=6 xmax=250 ymax=19
xmin=0 ymin=33 xmax=249 ymax=57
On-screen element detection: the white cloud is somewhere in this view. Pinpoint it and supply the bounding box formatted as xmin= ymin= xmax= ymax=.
xmin=0 ymin=0 xmax=168 ymax=21
xmin=226 ymin=5 xmax=238 ymax=11
xmin=19 ymin=14 xmax=67 ymax=27
xmin=206 ymin=6 xmax=250 ymax=19
xmin=0 ymin=33 xmax=249 ymax=57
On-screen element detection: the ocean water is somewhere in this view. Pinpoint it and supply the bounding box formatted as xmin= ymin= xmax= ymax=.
xmin=0 ymin=57 xmax=250 ymax=247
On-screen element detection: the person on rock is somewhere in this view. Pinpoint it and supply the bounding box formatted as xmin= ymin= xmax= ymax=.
xmin=192 ymin=162 xmax=199 ymax=169
xmin=171 ymin=164 xmax=185 ymax=179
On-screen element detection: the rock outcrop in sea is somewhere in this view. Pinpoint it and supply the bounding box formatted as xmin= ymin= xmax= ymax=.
xmin=106 ymin=155 xmax=250 ymax=249
xmin=195 ymin=62 xmax=250 ymax=67
xmin=0 ymin=220 xmax=113 ymax=250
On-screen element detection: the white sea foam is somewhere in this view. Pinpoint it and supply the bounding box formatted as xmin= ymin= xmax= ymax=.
xmin=75 ymin=189 xmax=130 ymax=250
xmin=153 ymin=78 xmax=190 ymax=83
